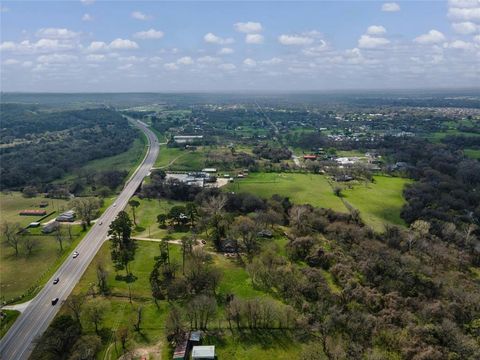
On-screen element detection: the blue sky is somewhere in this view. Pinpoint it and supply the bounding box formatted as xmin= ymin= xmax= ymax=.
xmin=1 ymin=1 xmax=479 ymax=91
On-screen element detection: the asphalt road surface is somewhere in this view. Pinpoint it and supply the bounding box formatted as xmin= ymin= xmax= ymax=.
xmin=0 ymin=117 xmax=159 ymax=360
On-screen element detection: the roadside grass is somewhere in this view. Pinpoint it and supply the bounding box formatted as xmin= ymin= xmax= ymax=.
xmin=56 ymin=135 xmax=147 ymax=188
xmin=226 ymin=172 xmax=346 ymax=213
xmin=0 ymin=224 xmax=88 ymax=302
xmin=342 ymin=176 xmax=412 ymax=230
xmin=0 ymin=310 xmax=20 ymax=339
xmin=126 ymin=196 xmax=187 ymax=239
xmin=0 ymin=192 xmax=70 ymax=228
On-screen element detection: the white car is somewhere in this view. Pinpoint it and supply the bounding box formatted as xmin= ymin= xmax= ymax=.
xmin=113 ymin=203 xmax=117 ymax=207
xmin=99 ymin=221 xmax=103 ymax=225
xmin=72 ymin=251 xmax=79 ymax=258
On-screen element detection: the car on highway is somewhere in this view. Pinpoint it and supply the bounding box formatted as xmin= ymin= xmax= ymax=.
xmin=99 ymin=221 xmax=103 ymax=225
xmin=51 ymin=298 xmax=59 ymax=306
xmin=72 ymin=251 xmax=79 ymax=258
xmin=113 ymin=203 xmax=117 ymax=207
xmin=53 ymin=278 xmax=59 ymax=285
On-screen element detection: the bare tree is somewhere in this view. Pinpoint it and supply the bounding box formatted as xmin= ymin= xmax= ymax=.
xmin=231 ymin=216 xmax=259 ymax=259
xmin=54 ymin=224 xmax=65 ymax=251
xmin=1 ymin=222 xmax=22 ymax=256
xmin=96 ymin=262 xmax=109 ymax=295
xmin=65 ymin=294 xmax=86 ymax=328
xmin=116 ymin=326 xmax=129 ymax=353
xmin=71 ymin=198 xmax=101 ymax=231
xmin=186 ymin=295 xmax=217 ymax=330
xmin=133 ymin=306 xmax=143 ymax=333
xmin=23 ymin=236 xmax=39 ymax=256
xmin=85 ymin=302 xmax=107 ymax=335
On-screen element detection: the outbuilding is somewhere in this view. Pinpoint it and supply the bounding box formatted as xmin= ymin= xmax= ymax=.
xmin=192 ymin=345 xmax=215 ymax=360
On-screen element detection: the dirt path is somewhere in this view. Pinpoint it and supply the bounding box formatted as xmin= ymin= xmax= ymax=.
xmin=1 ymin=300 xmax=32 ymax=313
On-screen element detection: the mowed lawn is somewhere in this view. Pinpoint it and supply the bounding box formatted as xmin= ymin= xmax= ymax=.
xmin=126 ymin=196 xmax=189 ymax=239
xmin=228 ymin=173 xmax=411 ymax=231
xmin=0 ymin=224 xmax=87 ymax=302
xmin=227 ymin=173 xmax=346 ymax=212
xmin=0 ymin=192 xmax=70 ymax=228
xmin=342 ymin=176 xmax=412 ymax=230
xmin=66 ymin=239 xmax=290 ymax=359
xmin=154 ymin=145 xmax=207 ymax=171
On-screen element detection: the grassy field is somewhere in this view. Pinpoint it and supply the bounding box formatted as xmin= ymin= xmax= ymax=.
xmin=465 ymin=148 xmax=480 ymax=159
xmin=227 ymin=173 xmax=411 ymax=231
xmin=342 ymin=176 xmax=412 ymax=230
xmin=126 ymin=196 xmax=189 ymax=239
xmin=0 ymin=223 xmax=88 ymax=302
xmin=61 ymin=238 xmax=292 ymax=359
xmin=0 ymin=192 xmax=71 ymax=228
xmin=154 ymin=145 xmax=207 ymax=171
xmin=58 ymin=135 xmax=147 ymax=185
xmin=227 ymin=173 xmax=346 ymax=212
xmin=0 ymin=310 xmax=20 ymax=339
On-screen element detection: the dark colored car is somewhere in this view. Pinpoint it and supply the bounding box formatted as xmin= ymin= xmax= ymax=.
xmin=51 ymin=298 xmax=59 ymax=305
xmin=53 ymin=278 xmax=59 ymax=285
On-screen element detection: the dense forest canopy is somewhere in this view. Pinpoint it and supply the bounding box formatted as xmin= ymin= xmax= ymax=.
xmin=0 ymin=104 xmax=138 ymax=189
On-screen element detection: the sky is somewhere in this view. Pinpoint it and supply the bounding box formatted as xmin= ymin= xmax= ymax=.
xmin=0 ymin=0 xmax=479 ymax=92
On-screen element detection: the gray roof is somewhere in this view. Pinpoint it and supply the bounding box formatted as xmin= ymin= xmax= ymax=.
xmin=192 ymin=346 xmax=215 ymax=358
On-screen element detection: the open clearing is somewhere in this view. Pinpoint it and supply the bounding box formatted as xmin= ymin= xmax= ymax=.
xmin=228 ymin=173 xmax=411 ymax=231
xmin=342 ymin=176 xmax=412 ymax=230
xmin=64 ymin=239 xmax=294 ymax=359
xmin=227 ymin=173 xmax=346 ymax=212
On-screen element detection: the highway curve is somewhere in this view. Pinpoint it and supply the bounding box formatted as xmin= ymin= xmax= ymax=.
xmin=0 ymin=118 xmax=159 ymax=360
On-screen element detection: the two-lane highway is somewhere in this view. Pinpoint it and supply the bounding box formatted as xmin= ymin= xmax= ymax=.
xmin=0 ymin=118 xmax=159 ymax=360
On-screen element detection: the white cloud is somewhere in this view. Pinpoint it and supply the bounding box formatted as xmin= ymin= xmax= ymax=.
xmin=204 ymin=32 xmax=234 ymax=45
xmin=82 ymin=13 xmax=93 ymax=22
xmin=118 ymin=63 xmax=133 ymax=70
xmin=22 ymin=61 xmax=33 ymax=67
xmin=243 ymin=58 xmax=257 ymax=67
xmin=414 ymin=29 xmax=446 ymax=44
xmin=133 ymin=29 xmax=164 ymax=39
xmin=218 ymin=47 xmax=234 ymax=55
xmin=3 ymin=59 xmax=19 ymax=65
xmin=448 ymin=0 xmax=480 ymax=7
xmin=1 ymin=5 xmax=9 ymax=12
xmin=36 ymin=28 xmax=79 ymax=39
xmin=382 ymin=2 xmax=401 ymax=12
xmin=367 ymin=25 xmax=387 ymax=35
xmin=87 ymin=41 xmax=108 ymax=52
xmin=448 ymin=7 xmax=480 ymax=21
xmin=131 ymin=11 xmax=151 ymax=21
xmin=197 ymin=56 xmax=220 ymax=64
xmin=1 ymin=39 xmax=75 ymax=53
xmin=109 ymin=38 xmax=139 ymax=50
xmin=234 ymin=21 xmax=263 ymax=33
xmin=80 ymin=0 xmax=95 ymax=5
xmin=37 ymin=54 xmax=78 ymax=63
xmin=302 ymin=41 xmax=328 ymax=56
xmin=86 ymin=54 xmax=106 ymax=62
xmin=219 ymin=63 xmax=236 ymax=71
xmin=164 ymin=62 xmax=178 ymax=70
xmin=278 ymin=34 xmax=314 ymax=45
xmin=358 ymin=34 xmax=390 ymax=48
xmin=261 ymin=57 xmax=282 ymax=65
xmin=177 ymin=56 xmax=194 ymax=65
xmin=452 ymin=21 xmax=478 ymax=34
xmin=474 ymin=34 xmax=480 ymax=43
xmin=445 ymin=39 xmax=476 ymax=50
xmin=245 ymin=34 xmax=264 ymax=44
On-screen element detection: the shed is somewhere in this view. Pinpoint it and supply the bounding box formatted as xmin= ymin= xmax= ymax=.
xmin=192 ymin=346 xmax=215 ymax=360
xmin=189 ymin=331 xmax=201 ymax=343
